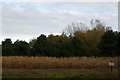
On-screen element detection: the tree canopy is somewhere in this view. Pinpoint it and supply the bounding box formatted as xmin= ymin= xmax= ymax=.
xmin=1 ymin=19 xmax=119 ymax=57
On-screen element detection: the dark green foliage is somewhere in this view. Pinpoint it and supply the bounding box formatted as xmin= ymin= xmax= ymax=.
xmin=2 ymin=31 xmax=120 ymax=57
xmin=44 ymin=41 xmax=61 ymax=57
xmin=98 ymin=30 xmax=117 ymax=57
xmin=2 ymin=39 xmax=30 ymax=56
xmin=2 ymin=39 xmax=14 ymax=56
xmin=31 ymin=34 xmax=47 ymax=56
xmin=71 ymin=37 xmax=85 ymax=56
xmin=116 ymin=32 xmax=120 ymax=56
xmin=13 ymin=40 xmax=30 ymax=56
xmin=59 ymin=42 xmax=74 ymax=57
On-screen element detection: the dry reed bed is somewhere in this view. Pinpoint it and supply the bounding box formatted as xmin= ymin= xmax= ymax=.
xmin=2 ymin=56 xmax=118 ymax=69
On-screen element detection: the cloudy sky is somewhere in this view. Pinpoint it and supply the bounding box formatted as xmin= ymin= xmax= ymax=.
xmin=1 ymin=2 xmax=118 ymax=42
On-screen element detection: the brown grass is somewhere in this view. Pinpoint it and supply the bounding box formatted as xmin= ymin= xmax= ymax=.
xmin=2 ymin=56 xmax=118 ymax=69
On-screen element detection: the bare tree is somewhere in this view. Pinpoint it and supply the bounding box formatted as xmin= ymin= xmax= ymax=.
xmin=63 ymin=22 xmax=89 ymax=37
xmin=90 ymin=19 xmax=105 ymax=30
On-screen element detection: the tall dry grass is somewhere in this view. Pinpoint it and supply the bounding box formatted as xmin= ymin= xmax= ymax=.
xmin=2 ymin=56 xmax=118 ymax=69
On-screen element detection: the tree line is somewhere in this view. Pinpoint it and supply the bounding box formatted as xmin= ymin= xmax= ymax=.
xmin=2 ymin=19 xmax=120 ymax=57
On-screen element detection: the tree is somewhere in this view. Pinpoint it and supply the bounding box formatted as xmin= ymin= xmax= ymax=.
xmin=74 ymin=31 xmax=86 ymax=44
xmin=2 ymin=38 xmax=14 ymax=56
xmin=44 ymin=41 xmax=61 ymax=57
xmin=116 ymin=32 xmax=120 ymax=56
xmin=63 ymin=19 xmax=106 ymax=56
xmin=71 ymin=37 xmax=85 ymax=56
xmin=13 ymin=40 xmax=30 ymax=56
xmin=29 ymin=39 xmax=36 ymax=48
xmin=32 ymin=34 xmax=47 ymax=56
xmin=98 ymin=30 xmax=117 ymax=57
xmin=63 ymin=22 xmax=89 ymax=37
xmin=58 ymin=41 xmax=74 ymax=57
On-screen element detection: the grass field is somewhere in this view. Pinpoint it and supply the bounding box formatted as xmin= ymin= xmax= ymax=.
xmin=2 ymin=56 xmax=119 ymax=78
xmin=2 ymin=69 xmax=118 ymax=78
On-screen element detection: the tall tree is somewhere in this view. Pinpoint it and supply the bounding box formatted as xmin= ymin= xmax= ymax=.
xmin=98 ymin=30 xmax=116 ymax=57
xmin=2 ymin=38 xmax=14 ymax=56
xmin=13 ymin=40 xmax=30 ymax=56
xmin=32 ymin=34 xmax=47 ymax=56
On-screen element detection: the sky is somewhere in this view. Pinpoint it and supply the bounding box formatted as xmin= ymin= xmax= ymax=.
xmin=1 ymin=2 xmax=118 ymax=43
